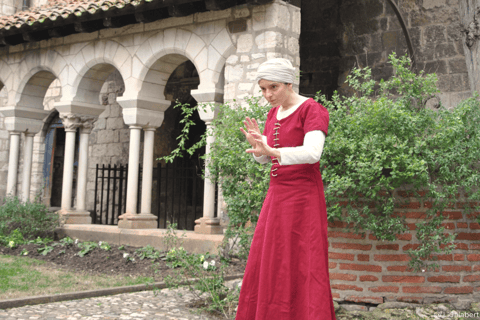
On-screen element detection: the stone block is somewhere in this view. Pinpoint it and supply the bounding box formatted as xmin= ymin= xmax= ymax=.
xmin=252 ymin=11 xmax=266 ymax=31
xmin=247 ymin=63 xmax=259 ymax=70
xmin=265 ymin=4 xmax=291 ymax=31
xmin=211 ymin=29 xmax=232 ymax=56
xmin=144 ymin=16 xmax=193 ymax=32
xmin=119 ymin=129 xmax=130 ymax=143
xmin=96 ymin=130 xmax=116 ymax=144
xmin=226 ymin=55 xmax=239 ymax=65
xmin=288 ymin=37 xmax=299 ymax=55
xmin=225 ymin=64 xmax=244 ymax=82
xmin=255 ymin=31 xmax=283 ymax=50
xmin=424 ymin=60 xmax=448 ymax=74
xmin=107 ymin=117 xmax=126 ymax=130
xmin=425 ymin=25 xmax=446 ymax=43
xmin=435 ymin=43 xmax=457 ymax=59
xmin=423 ymin=0 xmax=447 ymax=9
xmin=234 ymin=7 xmax=250 ymax=19
xmin=195 ymin=8 xmax=231 ymax=23
xmin=240 ymin=55 xmax=250 ymax=62
xmin=448 ymin=58 xmax=468 ymax=74
xmin=238 ymin=83 xmax=253 ymax=92
xmin=237 ymin=34 xmax=253 ymax=53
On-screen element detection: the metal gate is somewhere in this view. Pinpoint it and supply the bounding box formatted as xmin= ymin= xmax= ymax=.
xmin=92 ymin=159 xmax=204 ymax=230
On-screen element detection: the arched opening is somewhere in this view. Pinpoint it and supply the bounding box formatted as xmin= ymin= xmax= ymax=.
xmin=153 ymin=59 xmax=205 ymax=230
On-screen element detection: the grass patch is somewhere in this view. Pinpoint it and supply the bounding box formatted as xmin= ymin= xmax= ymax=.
xmin=0 ymin=255 xmax=153 ymax=300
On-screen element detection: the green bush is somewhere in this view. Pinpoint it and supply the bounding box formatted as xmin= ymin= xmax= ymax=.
xmin=318 ymin=54 xmax=480 ymax=270
xmin=0 ymin=196 xmax=60 ymax=240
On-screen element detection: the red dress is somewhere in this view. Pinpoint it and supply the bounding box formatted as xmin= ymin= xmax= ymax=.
xmin=236 ymin=99 xmax=336 ymax=320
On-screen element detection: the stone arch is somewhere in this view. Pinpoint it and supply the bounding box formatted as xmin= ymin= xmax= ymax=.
xmin=126 ymin=26 xmax=235 ymax=102
xmin=15 ymin=69 xmax=59 ymax=110
xmin=66 ymin=40 xmax=129 ymax=105
xmin=11 ymin=50 xmax=68 ymax=108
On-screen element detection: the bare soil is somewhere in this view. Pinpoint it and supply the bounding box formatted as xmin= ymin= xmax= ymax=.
xmin=0 ymin=242 xmax=246 ymax=281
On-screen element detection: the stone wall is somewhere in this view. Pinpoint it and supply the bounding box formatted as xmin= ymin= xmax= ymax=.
xmin=299 ymin=0 xmax=472 ymax=108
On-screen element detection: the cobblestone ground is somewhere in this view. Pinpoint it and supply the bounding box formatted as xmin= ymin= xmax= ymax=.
xmin=1 ymin=284 xmax=479 ymax=320
xmin=0 ymin=286 xmax=217 ymax=320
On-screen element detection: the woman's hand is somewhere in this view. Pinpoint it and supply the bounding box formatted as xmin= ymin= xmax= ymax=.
xmin=240 ymin=117 xmax=262 ymax=157
xmin=246 ymin=131 xmax=281 ymax=160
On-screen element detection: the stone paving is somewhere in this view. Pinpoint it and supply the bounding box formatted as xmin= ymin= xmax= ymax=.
xmin=0 ymin=286 xmax=218 ymax=320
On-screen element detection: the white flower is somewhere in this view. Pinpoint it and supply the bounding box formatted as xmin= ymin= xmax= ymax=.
xmin=209 ymin=260 xmax=216 ymax=267
xmin=75 ymin=239 xmax=78 ymax=244
xmin=98 ymin=241 xmax=102 ymax=246
xmin=203 ymin=261 xmax=209 ymax=270
xmin=123 ymin=253 xmax=129 ymax=259
xmin=200 ymin=255 xmax=205 ymax=262
xmin=8 ymin=241 xmax=15 ymax=248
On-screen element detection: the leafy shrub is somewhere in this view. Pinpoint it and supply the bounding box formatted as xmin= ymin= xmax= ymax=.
xmin=318 ymin=54 xmax=480 ymax=270
xmin=0 ymin=196 xmax=59 ymax=240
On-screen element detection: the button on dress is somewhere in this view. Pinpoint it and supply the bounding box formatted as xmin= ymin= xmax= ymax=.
xmin=236 ymin=98 xmax=337 ymax=320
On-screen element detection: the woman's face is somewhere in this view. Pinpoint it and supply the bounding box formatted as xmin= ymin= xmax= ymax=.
xmin=258 ymin=79 xmax=292 ymax=107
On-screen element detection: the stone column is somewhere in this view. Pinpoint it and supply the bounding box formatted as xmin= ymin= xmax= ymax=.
xmin=72 ymin=118 xmax=96 ymax=224
xmin=117 ymin=97 xmax=168 ymax=229
xmin=141 ymin=127 xmax=156 ymax=214
xmin=21 ymin=132 xmax=35 ymax=202
xmin=190 ymin=93 xmax=223 ymax=235
xmin=6 ymin=131 xmax=21 ymax=196
xmin=58 ymin=114 xmax=80 ymax=216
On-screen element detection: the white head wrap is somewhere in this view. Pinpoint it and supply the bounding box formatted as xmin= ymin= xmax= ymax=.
xmin=255 ymin=58 xmax=296 ymax=84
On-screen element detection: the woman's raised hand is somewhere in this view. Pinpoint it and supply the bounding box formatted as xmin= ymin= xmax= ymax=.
xmin=240 ymin=117 xmax=261 ymax=148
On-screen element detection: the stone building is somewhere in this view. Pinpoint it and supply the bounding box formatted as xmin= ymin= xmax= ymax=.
xmin=0 ymin=0 xmax=479 ymax=307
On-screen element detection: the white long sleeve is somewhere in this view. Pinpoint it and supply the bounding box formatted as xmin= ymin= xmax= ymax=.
xmin=278 ymin=130 xmax=325 ymax=165
xmin=252 ymin=131 xmax=326 ymax=165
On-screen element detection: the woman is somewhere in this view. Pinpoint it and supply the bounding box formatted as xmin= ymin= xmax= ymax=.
xmin=236 ymin=58 xmax=337 ymax=320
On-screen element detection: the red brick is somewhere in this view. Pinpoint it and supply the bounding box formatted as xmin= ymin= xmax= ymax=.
xmin=444 ymin=286 xmax=474 ymax=294
xmin=369 ymin=286 xmax=399 ymax=293
xmin=331 ymin=242 xmax=372 ymax=251
xmin=396 ymin=234 xmax=412 ymax=241
xmin=400 ymin=212 xmax=426 ymax=219
xmin=357 ymin=254 xmax=369 ymax=261
xmin=403 ymin=244 xmax=420 ymax=251
xmin=457 ymin=222 xmax=468 ymax=228
xmin=457 ymin=202 xmax=478 ymax=209
xmin=332 ymin=293 xmax=340 ymax=299
xmin=345 ymin=296 xmax=384 ymax=304
xmin=328 ymin=231 xmax=365 ymax=239
xmin=387 ymin=266 xmax=410 ymax=272
xmin=441 ymin=222 xmax=455 ymax=230
xmin=442 ymin=265 xmax=471 ymax=272
xmin=383 ymin=276 xmax=425 ymax=283
xmin=441 ymin=211 xmax=463 ymax=220
xmin=329 ymin=252 xmax=355 ymax=261
xmin=328 ymin=221 xmax=348 ymax=228
xmin=397 ymin=202 xmax=421 ymax=209
xmin=470 ymin=223 xmax=480 ymax=229
xmin=369 ymin=234 xmax=378 ymax=240
xmin=474 ymin=265 xmax=480 ymax=272
xmin=454 ymin=254 xmax=465 ymax=261
xmin=440 ymin=243 xmax=469 ymax=250
xmin=374 ymin=254 xmax=410 ymax=262
xmin=376 ymin=244 xmax=399 ymax=250
xmin=360 ymin=275 xmax=378 ymax=282
xmin=428 ymin=275 xmax=460 ymax=283
xmin=467 ymin=212 xmax=480 ymax=220
xmin=467 ymin=254 xmax=480 ymax=261
xmin=435 ymin=254 xmax=453 ymax=261
xmin=340 ymin=263 xmax=382 ymax=272
xmin=329 ymin=262 xmax=337 ymax=269
xmin=471 ymin=243 xmax=480 ymax=250
xmin=402 ymin=286 xmax=442 ymax=293
xmin=330 ymin=273 xmax=357 ymax=281
xmin=397 ymin=296 xmax=424 ymax=303
xmin=331 ymin=284 xmax=363 ymax=291
xmin=406 ymin=223 xmax=416 ymax=230
xmin=464 ymin=275 xmax=480 ymax=282
xmin=397 ymin=190 xmax=427 ymax=198
xmin=424 ymin=202 xmax=433 ymax=208
xmin=456 ymin=233 xmax=480 ymax=241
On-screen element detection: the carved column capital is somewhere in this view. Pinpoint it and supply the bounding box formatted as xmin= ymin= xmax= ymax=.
xmin=60 ymin=114 xmax=82 ymax=132
xmin=80 ymin=116 xmax=97 ymax=134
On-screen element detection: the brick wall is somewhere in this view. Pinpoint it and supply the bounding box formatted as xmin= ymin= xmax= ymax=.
xmin=327 ymin=190 xmax=480 ymax=305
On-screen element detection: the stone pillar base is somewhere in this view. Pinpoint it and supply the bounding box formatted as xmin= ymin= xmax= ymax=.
xmin=56 ymin=210 xmax=92 ymax=224
xmin=194 ymin=217 xmax=223 ymax=234
xmin=118 ymin=213 xmax=158 ymax=229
